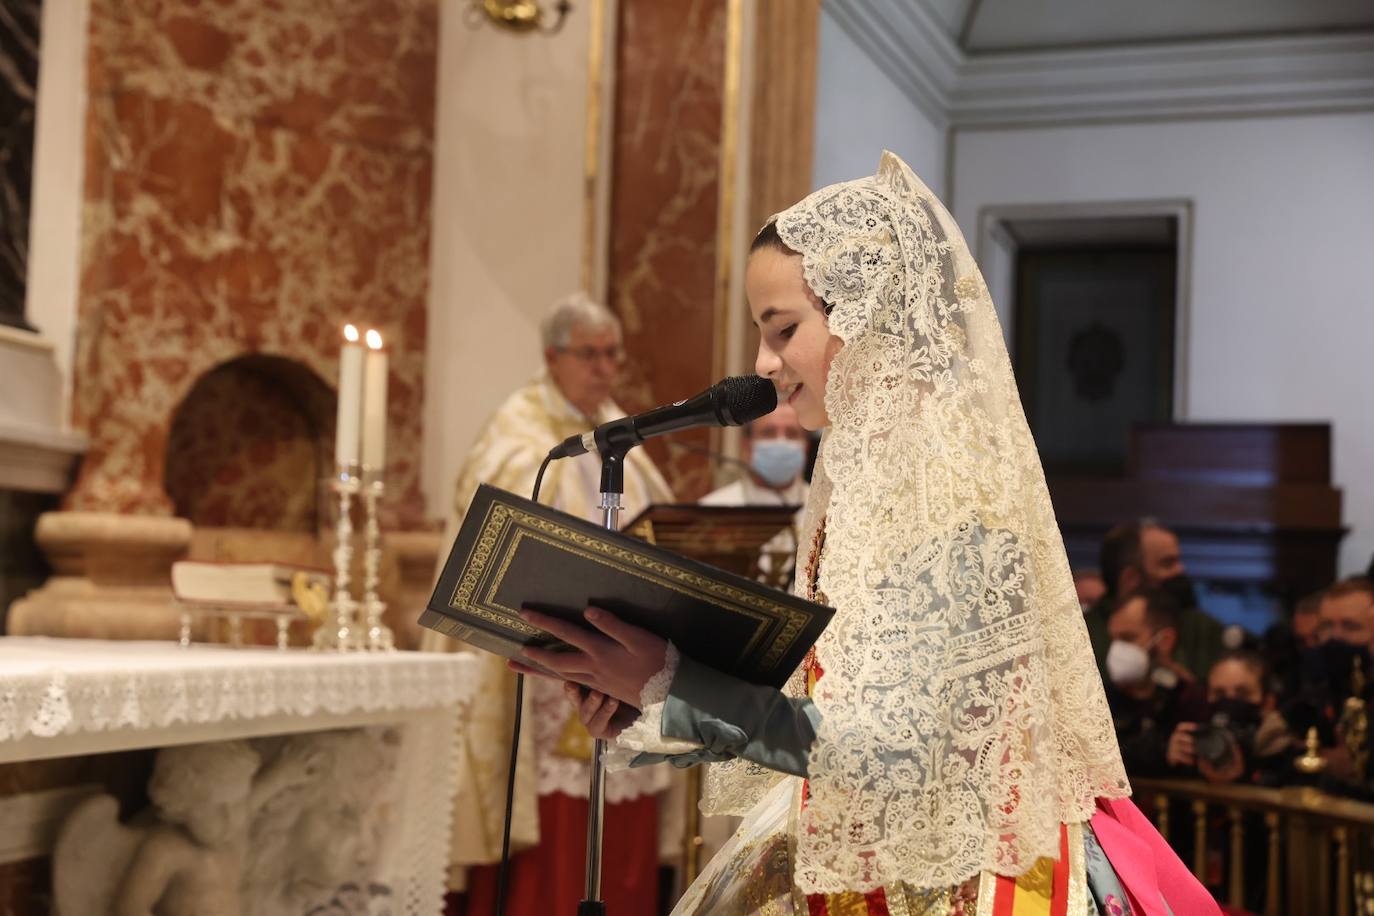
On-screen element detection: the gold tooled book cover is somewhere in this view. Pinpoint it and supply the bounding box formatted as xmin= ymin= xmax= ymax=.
xmin=420 ymin=484 xmax=833 ymax=688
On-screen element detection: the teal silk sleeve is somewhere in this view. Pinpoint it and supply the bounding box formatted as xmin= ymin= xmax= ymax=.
xmin=628 ymin=654 xmax=821 ymax=777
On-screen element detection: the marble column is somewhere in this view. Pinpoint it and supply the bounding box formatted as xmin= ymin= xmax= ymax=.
xmin=603 ymin=0 xmax=819 ymax=499
xmin=606 ymin=0 xmax=730 ymax=499
xmin=7 ymin=511 xmax=192 ymax=639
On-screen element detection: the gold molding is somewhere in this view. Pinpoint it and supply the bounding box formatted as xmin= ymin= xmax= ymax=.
xmin=580 ymin=0 xmax=607 ymax=295
xmin=712 ymin=0 xmax=744 ymax=388
xmin=708 ymin=0 xmax=746 ymax=466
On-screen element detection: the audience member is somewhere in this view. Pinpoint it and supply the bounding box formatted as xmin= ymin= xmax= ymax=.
xmin=1170 ymin=651 xmax=1302 ymax=913
xmin=1073 ymin=568 xmax=1106 ymax=612
xmin=1103 ymin=587 xmax=1208 ymax=776
xmin=700 ymin=403 xmax=810 ymax=509
xmin=700 ymin=403 xmax=810 ymax=588
xmin=1171 ymin=650 xmax=1299 ymax=787
xmin=1316 ymin=577 xmax=1374 ymax=650
xmin=1279 ymin=578 xmax=1374 ymax=785
xmin=1291 ymin=591 xmax=1323 ymax=650
xmin=1085 ymin=519 xmax=1226 ymax=682
xmin=1263 ymin=590 xmax=1324 ymax=700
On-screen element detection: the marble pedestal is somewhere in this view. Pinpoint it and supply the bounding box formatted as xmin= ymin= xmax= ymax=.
xmin=386 ymin=529 xmax=442 ymax=650
xmin=7 ymin=511 xmax=191 ymax=640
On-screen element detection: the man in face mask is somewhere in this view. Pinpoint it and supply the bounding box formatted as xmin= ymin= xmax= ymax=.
xmin=1303 ymin=578 xmax=1374 ymax=714
xmin=1316 ymin=577 xmax=1374 ymax=650
xmin=1103 ymin=588 xmax=1208 ymax=777
xmin=701 ymin=403 xmax=810 ymax=585
xmin=1084 ymin=519 xmax=1226 ymax=686
xmin=1282 ymin=577 xmax=1374 ymax=783
xmin=702 ymin=403 xmax=810 ymax=507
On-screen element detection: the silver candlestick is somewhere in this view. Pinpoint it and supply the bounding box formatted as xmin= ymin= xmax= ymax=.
xmin=360 ymin=468 xmax=394 ymax=651
xmin=314 ymin=463 xmax=363 ymax=651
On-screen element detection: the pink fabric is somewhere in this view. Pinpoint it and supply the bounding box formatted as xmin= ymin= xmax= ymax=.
xmin=1090 ymin=796 xmax=1221 ymax=916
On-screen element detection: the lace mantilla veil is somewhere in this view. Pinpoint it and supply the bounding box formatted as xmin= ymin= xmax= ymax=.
xmin=701 ymin=152 xmax=1129 ymax=894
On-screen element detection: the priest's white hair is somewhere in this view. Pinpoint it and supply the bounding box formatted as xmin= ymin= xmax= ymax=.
xmin=540 ymin=292 xmax=622 ymax=350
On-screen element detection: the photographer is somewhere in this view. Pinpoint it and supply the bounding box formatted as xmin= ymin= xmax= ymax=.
xmin=1171 ymin=650 xmax=1298 ymax=785
xmin=1103 ymin=587 xmax=1208 ymax=776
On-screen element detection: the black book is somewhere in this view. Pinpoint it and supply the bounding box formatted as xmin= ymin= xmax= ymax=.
xmin=420 ymin=484 xmax=833 ymax=689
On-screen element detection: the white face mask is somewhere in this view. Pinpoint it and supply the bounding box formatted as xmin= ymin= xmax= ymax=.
xmin=750 ymin=438 xmax=806 ymax=487
xmin=1105 ymin=639 xmax=1151 ymax=687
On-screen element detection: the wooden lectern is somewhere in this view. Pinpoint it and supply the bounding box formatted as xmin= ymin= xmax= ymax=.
xmin=623 ymin=503 xmax=803 ymax=591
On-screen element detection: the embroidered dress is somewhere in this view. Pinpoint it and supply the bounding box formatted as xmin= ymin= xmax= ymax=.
xmin=661 ymin=518 xmax=1211 ymax=915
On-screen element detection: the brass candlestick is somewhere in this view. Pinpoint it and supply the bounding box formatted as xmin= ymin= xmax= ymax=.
xmin=360 ymin=470 xmax=394 ymax=651
xmin=314 ymin=464 xmax=363 ymax=651
xmin=1296 ymin=726 xmax=1329 ymax=776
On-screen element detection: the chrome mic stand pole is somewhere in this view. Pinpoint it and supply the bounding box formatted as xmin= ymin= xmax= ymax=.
xmin=581 ymin=449 xmax=624 ymax=916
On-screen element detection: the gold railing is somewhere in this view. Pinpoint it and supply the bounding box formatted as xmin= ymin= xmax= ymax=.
xmin=1133 ymin=778 xmax=1374 ymax=916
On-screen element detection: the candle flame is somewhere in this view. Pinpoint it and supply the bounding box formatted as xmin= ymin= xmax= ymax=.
xmin=365 ymin=329 xmax=383 ymax=350
xmin=344 ymin=324 xmax=360 ymax=342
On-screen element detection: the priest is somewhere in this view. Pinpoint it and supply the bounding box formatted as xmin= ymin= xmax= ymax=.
xmin=423 ymin=292 xmax=674 ymax=916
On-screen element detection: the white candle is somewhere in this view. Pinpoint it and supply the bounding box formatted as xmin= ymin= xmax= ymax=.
xmin=335 ymin=324 xmax=364 ymax=467
xmin=362 ymin=329 xmax=388 ymax=472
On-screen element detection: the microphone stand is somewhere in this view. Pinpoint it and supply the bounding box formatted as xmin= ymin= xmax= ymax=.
xmin=581 ymin=447 xmax=626 ymax=916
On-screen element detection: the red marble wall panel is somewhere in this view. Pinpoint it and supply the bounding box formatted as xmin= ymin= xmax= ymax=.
xmin=606 ymin=0 xmax=727 ymax=500
xmin=68 ymin=0 xmax=435 ymax=525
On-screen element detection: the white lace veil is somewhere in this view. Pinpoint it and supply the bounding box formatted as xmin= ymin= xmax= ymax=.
xmin=703 ymin=152 xmax=1128 ymax=893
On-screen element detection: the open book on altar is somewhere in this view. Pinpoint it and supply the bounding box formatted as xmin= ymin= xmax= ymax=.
xmin=420 ymin=484 xmax=832 ymax=689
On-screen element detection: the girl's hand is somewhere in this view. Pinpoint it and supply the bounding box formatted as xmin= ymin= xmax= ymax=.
xmin=562 ymin=682 xmax=641 ymax=740
xmin=506 ymin=607 xmax=667 ymax=708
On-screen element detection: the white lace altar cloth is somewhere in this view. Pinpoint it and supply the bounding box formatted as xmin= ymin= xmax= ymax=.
xmin=0 ymin=637 xmax=480 ymax=916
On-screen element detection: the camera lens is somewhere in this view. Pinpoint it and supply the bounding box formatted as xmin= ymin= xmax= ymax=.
xmin=1194 ymin=725 xmax=1237 ymax=768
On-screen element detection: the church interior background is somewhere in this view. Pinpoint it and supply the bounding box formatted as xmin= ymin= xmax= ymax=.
xmin=1 ymin=0 xmax=1372 ymax=912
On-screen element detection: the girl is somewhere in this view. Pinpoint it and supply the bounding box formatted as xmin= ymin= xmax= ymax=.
xmin=514 ymin=152 xmax=1217 ymax=915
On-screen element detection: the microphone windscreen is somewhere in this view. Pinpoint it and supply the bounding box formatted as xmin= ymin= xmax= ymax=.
xmin=718 ymin=375 xmax=778 ymax=426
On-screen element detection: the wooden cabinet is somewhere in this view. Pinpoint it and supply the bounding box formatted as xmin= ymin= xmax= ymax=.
xmin=1048 ymin=423 xmax=1345 ymax=601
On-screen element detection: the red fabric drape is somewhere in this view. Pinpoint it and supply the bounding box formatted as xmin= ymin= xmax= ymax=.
xmin=453 ymin=792 xmax=660 ymax=916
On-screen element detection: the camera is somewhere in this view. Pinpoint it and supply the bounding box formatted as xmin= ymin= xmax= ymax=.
xmin=1193 ymin=700 xmax=1260 ymax=769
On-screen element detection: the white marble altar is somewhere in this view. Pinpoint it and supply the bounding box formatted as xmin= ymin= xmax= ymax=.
xmin=0 ymin=637 xmax=478 ymax=915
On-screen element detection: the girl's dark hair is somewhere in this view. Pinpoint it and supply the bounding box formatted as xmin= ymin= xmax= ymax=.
xmin=751 ymin=220 xmax=797 ymax=256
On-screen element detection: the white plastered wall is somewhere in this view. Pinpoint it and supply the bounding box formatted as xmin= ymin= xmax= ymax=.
xmin=953 ymin=113 xmax=1374 ymax=576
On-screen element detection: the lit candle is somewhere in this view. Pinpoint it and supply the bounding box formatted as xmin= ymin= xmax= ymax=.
xmin=362 ymin=329 xmax=388 ymax=473
xmin=335 ymin=324 xmax=363 ymax=468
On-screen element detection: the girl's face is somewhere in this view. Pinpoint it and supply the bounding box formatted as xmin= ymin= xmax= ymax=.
xmin=746 ymin=247 xmax=843 ymax=431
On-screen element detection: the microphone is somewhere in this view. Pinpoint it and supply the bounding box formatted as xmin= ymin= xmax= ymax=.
xmin=549 ymin=375 xmax=777 ymax=460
